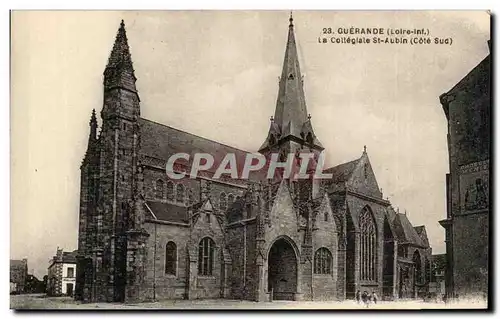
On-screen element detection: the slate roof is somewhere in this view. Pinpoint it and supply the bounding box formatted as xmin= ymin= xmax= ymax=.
xmin=393 ymin=213 xmax=427 ymax=248
xmin=323 ymin=158 xmax=361 ymax=184
xmin=10 ymin=260 xmax=26 ymax=268
xmin=139 ymin=118 xmax=265 ymax=180
xmin=145 ymin=200 xmax=189 ymax=223
xmin=61 ymin=251 xmax=77 ymax=263
xmin=414 ymin=225 xmax=425 ymax=235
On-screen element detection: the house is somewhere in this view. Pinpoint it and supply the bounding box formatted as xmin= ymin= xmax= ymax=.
xmin=47 ymin=248 xmax=77 ymax=296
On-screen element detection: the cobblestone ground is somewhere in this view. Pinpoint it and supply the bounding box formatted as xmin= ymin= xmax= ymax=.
xmin=10 ymin=294 xmax=488 ymax=310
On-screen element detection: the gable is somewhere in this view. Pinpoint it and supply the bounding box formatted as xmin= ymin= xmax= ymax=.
xmin=346 ymin=153 xmax=382 ymax=198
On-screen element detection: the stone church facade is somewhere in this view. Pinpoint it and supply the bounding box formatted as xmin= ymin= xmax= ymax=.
xmin=76 ymin=16 xmax=432 ymax=303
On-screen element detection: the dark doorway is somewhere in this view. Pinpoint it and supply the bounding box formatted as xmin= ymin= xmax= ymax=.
xmin=66 ymin=283 xmax=74 ymax=296
xmin=268 ymin=238 xmax=297 ymax=300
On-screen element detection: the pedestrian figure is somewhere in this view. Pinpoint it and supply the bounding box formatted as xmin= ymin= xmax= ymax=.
xmin=355 ymin=290 xmax=361 ymax=304
xmin=361 ymin=291 xmax=369 ymax=308
xmin=371 ymin=291 xmax=378 ymax=304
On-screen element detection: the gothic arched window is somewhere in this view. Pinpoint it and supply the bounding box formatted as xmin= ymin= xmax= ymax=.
xmin=219 ymin=192 xmax=227 ymax=211
xmin=227 ymin=194 xmax=235 ymax=207
xmin=198 ymin=237 xmax=215 ymax=276
xmin=424 ymin=257 xmax=430 ymax=283
xmin=176 ymin=184 xmax=185 ymax=204
xmin=314 ymin=248 xmax=332 ymax=274
xmin=155 ymin=179 xmax=164 ymax=199
xmin=166 ymin=181 xmax=174 ymax=201
xmin=165 ymin=241 xmax=177 ymax=276
xmin=359 ymin=206 xmax=377 ymax=282
xmin=413 ymin=250 xmax=422 ymax=284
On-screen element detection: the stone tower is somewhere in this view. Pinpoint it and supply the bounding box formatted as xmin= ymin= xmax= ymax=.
xmin=76 ymin=20 xmax=149 ymax=303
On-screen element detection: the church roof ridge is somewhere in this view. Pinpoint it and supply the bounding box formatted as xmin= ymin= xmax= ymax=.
xmin=139 ymin=117 xmax=253 ymax=154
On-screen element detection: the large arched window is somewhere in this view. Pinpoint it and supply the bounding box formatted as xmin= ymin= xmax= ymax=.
xmin=227 ymin=194 xmax=235 ymax=207
xmin=166 ymin=181 xmax=174 ymax=201
xmin=413 ymin=250 xmax=422 ymax=284
xmin=198 ymin=237 xmax=215 ymax=276
xmin=165 ymin=241 xmax=177 ymax=276
xmin=176 ymin=184 xmax=185 ymax=204
xmin=359 ymin=206 xmax=377 ymax=282
xmin=424 ymin=257 xmax=430 ymax=283
xmin=155 ymin=180 xmax=165 ymax=199
xmin=219 ymin=193 xmax=227 ymax=211
xmin=314 ymin=248 xmax=332 ymax=274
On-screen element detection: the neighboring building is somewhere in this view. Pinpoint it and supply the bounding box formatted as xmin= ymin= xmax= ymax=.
xmin=26 ymin=274 xmax=45 ymax=294
xmin=429 ymin=254 xmax=446 ymax=298
xmin=439 ymin=41 xmax=490 ymax=300
xmin=47 ymin=249 xmax=77 ymax=296
xmin=76 ymin=16 xmax=432 ymax=303
xmin=10 ymin=259 xmax=28 ymax=293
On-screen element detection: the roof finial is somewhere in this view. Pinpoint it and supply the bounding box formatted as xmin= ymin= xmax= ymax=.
xmin=270 ymin=116 xmax=274 ymax=122
xmin=307 ymin=114 xmax=311 ymax=120
xmin=363 ymin=145 xmax=367 ymax=153
xmin=120 ymin=19 xmax=125 ymax=27
xmin=289 ymin=11 xmax=294 ymax=27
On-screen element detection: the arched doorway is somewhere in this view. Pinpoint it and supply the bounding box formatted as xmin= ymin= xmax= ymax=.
xmin=268 ymin=237 xmax=298 ymax=300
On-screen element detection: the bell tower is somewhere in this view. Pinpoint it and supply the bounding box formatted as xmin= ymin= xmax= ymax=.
xmin=259 ymin=13 xmax=323 ymax=157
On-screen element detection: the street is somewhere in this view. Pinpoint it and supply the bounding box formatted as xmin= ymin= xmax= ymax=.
xmin=10 ymin=294 xmax=487 ymax=310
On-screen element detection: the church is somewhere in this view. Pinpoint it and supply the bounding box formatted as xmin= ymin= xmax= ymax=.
xmin=75 ymin=15 xmax=432 ymax=303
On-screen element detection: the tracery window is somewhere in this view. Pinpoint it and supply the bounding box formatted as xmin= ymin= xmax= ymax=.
xmin=166 ymin=181 xmax=174 ymax=201
xmin=413 ymin=251 xmax=422 ymax=284
xmin=219 ymin=192 xmax=227 ymax=211
xmin=176 ymin=184 xmax=185 ymax=203
xmin=359 ymin=206 xmax=377 ymax=281
xmin=198 ymin=237 xmax=215 ymax=276
xmin=314 ymin=248 xmax=332 ymax=274
xmin=155 ymin=179 xmax=164 ymax=199
xmin=227 ymin=194 xmax=235 ymax=207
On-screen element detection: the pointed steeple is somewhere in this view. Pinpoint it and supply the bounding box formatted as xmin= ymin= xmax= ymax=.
xmin=89 ymin=109 xmax=98 ymax=141
xmin=104 ymin=20 xmax=137 ymax=94
xmin=260 ymin=13 xmax=322 ymax=153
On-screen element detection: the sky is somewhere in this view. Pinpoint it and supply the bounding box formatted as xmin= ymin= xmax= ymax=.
xmin=10 ymin=11 xmax=490 ymax=278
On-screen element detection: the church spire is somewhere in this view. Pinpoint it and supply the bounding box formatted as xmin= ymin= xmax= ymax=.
xmin=89 ymin=108 xmax=97 ymax=141
xmin=259 ymin=13 xmax=322 ymax=153
xmin=104 ymin=19 xmax=137 ymax=94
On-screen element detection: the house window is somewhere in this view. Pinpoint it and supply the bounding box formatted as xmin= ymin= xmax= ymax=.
xmin=359 ymin=206 xmax=377 ymax=282
xmin=166 ymin=181 xmax=174 ymax=201
xmin=324 ymin=212 xmax=329 ymax=222
xmin=198 ymin=237 xmax=215 ymax=276
xmin=67 ymin=267 xmax=74 ymax=278
xmin=155 ymin=180 xmax=164 ymax=199
xmin=219 ymin=193 xmax=227 ymax=211
xmin=176 ymin=184 xmax=185 ymax=203
xmin=206 ymin=213 xmax=211 ymax=224
xmin=165 ymin=241 xmax=177 ymax=276
xmin=314 ymin=248 xmax=332 ymax=274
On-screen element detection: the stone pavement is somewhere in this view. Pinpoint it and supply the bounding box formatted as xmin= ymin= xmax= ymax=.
xmin=10 ymin=294 xmax=488 ymax=310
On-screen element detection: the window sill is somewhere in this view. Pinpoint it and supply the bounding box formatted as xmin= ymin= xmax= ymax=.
xmin=164 ymin=274 xmax=177 ymax=278
xmin=198 ymin=276 xmax=216 ymax=279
